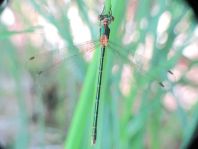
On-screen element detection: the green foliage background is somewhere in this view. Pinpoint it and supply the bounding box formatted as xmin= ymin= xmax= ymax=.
xmin=0 ymin=0 xmax=198 ymax=149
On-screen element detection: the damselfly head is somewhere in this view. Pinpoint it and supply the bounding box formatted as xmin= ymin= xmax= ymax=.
xmin=98 ymin=14 xmax=114 ymax=24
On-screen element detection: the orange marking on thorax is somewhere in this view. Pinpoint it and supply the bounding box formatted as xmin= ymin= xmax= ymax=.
xmin=100 ymin=35 xmax=108 ymax=47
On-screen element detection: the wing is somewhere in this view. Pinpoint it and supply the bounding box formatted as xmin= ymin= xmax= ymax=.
xmin=107 ymin=41 xmax=175 ymax=89
xmin=27 ymin=40 xmax=100 ymax=76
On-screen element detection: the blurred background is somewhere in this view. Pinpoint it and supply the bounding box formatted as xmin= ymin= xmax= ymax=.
xmin=0 ymin=0 xmax=198 ymax=149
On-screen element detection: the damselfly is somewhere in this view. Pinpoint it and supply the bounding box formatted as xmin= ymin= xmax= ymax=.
xmin=28 ymin=7 xmax=175 ymax=145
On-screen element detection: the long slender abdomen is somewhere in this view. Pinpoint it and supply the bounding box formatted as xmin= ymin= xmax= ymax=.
xmin=92 ymin=46 xmax=106 ymax=144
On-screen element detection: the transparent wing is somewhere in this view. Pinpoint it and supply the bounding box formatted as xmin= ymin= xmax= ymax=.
xmin=27 ymin=40 xmax=100 ymax=75
xmin=107 ymin=42 xmax=176 ymax=89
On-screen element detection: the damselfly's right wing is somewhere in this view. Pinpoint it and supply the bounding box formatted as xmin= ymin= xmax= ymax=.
xmin=107 ymin=41 xmax=176 ymax=90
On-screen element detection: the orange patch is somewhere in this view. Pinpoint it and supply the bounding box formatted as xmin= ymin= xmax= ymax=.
xmin=100 ymin=35 xmax=108 ymax=47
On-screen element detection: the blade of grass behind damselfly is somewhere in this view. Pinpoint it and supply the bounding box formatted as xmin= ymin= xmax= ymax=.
xmin=94 ymin=1 xmax=128 ymax=148
xmin=65 ymin=0 xmax=126 ymax=147
xmin=0 ymin=25 xmax=43 ymax=39
xmin=65 ymin=45 xmax=100 ymax=149
xmin=1 ymin=39 xmax=29 ymax=149
xmin=76 ymin=0 xmax=97 ymax=38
